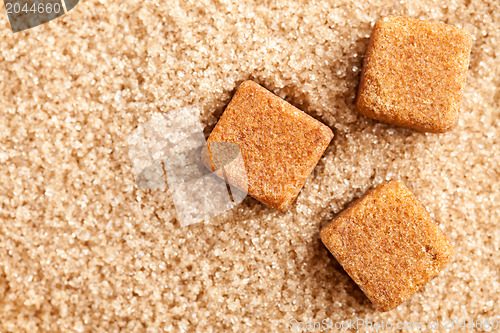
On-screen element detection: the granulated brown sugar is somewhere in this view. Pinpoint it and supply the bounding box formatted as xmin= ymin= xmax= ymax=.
xmin=356 ymin=16 xmax=472 ymax=132
xmin=0 ymin=0 xmax=498 ymax=332
xmin=206 ymin=81 xmax=333 ymax=210
xmin=320 ymin=180 xmax=454 ymax=312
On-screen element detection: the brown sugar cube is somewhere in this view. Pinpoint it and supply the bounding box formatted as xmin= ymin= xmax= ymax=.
xmin=206 ymin=80 xmax=333 ymax=210
xmin=356 ymin=16 xmax=472 ymax=133
xmin=320 ymin=180 xmax=454 ymax=311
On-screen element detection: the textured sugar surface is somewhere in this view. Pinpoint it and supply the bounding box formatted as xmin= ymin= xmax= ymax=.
xmin=206 ymin=80 xmax=333 ymax=210
xmin=0 ymin=0 xmax=499 ymax=332
xmin=356 ymin=16 xmax=473 ymax=132
xmin=320 ymin=180 xmax=454 ymax=312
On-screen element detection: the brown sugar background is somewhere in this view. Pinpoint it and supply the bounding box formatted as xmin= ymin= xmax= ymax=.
xmin=0 ymin=0 xmax=498 ymax=332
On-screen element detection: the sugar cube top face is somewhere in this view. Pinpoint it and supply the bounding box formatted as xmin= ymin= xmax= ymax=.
xmin=320 ymin=180 xmax=453 ymax=312
xmin=206 ymin=81 xmax=333 ymax=210
xmin=356 ymin=16 xmax=472 ymax=133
